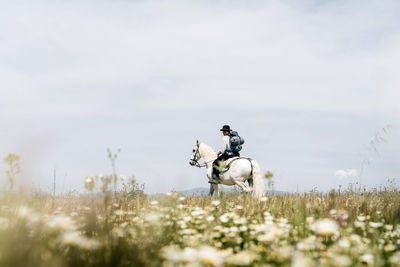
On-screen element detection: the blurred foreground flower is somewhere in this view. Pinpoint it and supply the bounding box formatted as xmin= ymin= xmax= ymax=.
xmin=62 ymin=231 xmax=100 ymax=250
xmin=162 ymin=245 xmax=231 ymax=266
xmin=311 ymin=219 xmax=339 ymax=237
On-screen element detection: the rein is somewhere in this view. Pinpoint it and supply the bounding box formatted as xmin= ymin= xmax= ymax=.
xmin=192 ymin=143 xmax=216 ymax=168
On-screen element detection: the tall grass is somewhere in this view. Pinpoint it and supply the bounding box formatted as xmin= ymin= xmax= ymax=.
xmin=0 ymin=180 xmax=399 ymax=266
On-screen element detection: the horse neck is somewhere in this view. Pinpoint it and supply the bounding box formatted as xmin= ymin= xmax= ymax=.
xmin=199 ymin=143 xmax=217 ymax=168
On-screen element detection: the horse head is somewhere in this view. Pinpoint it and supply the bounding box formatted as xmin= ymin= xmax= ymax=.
xmin=189 ymin=140 xmax=201 ymax=166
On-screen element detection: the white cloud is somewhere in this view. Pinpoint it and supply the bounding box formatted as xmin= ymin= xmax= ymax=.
xmin=335 ymin=169 xmax=359 ymax=179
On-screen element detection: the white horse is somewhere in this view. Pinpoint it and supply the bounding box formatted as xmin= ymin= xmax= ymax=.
xmin=189 ymin=140 xmax=265 ymax=198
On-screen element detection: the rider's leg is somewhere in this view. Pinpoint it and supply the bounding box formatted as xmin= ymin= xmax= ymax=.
xmin=212 ymin=157 xmax=222 ymax=181
xmin=211 ymin=152 xmax=230 ymax=183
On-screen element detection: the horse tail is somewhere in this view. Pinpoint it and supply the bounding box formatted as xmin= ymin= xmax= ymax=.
xmin=250 ymin=160 xmax=265 ymax=198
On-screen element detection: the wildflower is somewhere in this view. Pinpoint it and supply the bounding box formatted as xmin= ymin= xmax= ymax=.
xmin=259 ymin=196 xmax=268 ymax=202
xmin=211 ymin=200 xmax=220 ymax=206
xmin=357 ymin=215 xmax=366 ymax=221
xmin=338 ymin=209 xmax=349 ymax=220
xmin=47 ymin=215 xmax=76 ymax=232
xmin=389 ymin=251 xmax=400 ymax=265
xmin=226 ymin=251 xmax=256 ymax=266
xmin=206 ymin=216 xmax=215 ymax=222
xmin=85 ymin=177 xmax=94 ymax=191
xmin=112 ymin=227 xmax=125 ymax=237
xmin=162 ymin=245 xmax=184 ymax=262
xmin=229 ymin=226 xmax=239 ymax=233
xmin=354 ymin=221 xmax=365 ymax=228
xmin=191 ymin=209 xmax=206 ymax=217
xmin=278 ymin=218 xmax=288 ymax=224
xmin=310 ymin=219 xmax=339 ymax=237
xmin=197 ymin=246 xmax=227 ymax=266
xmin=239 ymin=226 xmax=248 ymax=232
xmin=115 ymin=210 xmax=125 ymax=216
xmin=369 ymin=222 xmax=383 ymax=228
xmin=385 ymin=224 xmax=393 ymax=231
xmin=150 ymin=200 xmax=159 ymax=206
xmin=17 ymin=206 xmax=32 ymax=219
xmin=333 ymin=255 xmax=352 ymax=266
xmin=306 ymin=217 xmax=314 ymax=224
xmin=61 ymin=231 xmax=100 ymax=250
xmin=234 ymin=217 xmax=247 ymax=225
xmin=144 ymin=212 xmax=161 ymax=223
xmin=329 ymin=209 xmax=337 ymax=216
xmin=297 ymin=235 xmax=317 ymax=251
xmin=264 ymin=215 xmax=274 ymax=223
xmin=179 ymin=196 xmax=185 ymax=201
xmin=181 ymin=229 xmax=196 ymax=235
xmin=360 ymin=254 xmax=374 ymax=265
xmin=257 ymin=225 xmax=281 ymax=242
xmin=292 ymin=252 xmax=314 ymax=267
xmin=263 ymin=211 xmax=271 ymax=216
xmin=384 ymin=244 xmax=396 ymax=252
xmin=220 ymin=214 xmax=229 ymax=223
xmin=61 ymin=231 xmax=81 ymax=246
xmin=338 ymin=238 xmax=350 ymax=249
xmin=350 ymin=234 xmax=362 ymax=244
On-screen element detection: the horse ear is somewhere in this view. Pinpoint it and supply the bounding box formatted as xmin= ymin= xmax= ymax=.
xmin=196 ymin=140 xmax=199 ymax=145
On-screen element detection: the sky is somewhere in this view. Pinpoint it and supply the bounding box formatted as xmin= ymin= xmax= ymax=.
xmin=0 ymin=0 xmax=399 ymax=194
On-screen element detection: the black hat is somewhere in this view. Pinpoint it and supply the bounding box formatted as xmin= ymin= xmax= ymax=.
xmin=220 ymin=125 xmax=231 ymax=132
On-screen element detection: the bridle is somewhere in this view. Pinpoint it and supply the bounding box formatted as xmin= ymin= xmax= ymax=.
xmin=190 ymin=142 xmax=216 ymax=168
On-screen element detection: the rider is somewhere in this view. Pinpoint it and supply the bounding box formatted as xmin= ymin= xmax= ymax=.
xmin=210 ymin=125 xmax=240 ymax=184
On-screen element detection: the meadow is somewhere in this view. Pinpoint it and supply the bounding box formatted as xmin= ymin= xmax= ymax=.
xmin=0 ymin=174 xmax=399 ymax=267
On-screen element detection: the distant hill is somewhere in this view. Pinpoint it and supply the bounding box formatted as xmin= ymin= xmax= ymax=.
xmin=176 ymin=187 xmax=290 ymax=196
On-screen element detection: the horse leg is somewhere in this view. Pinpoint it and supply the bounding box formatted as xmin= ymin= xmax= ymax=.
xmin=234 ymin=181 xmax=252 ymax=193
xmin=213 ymin=184 xmax=219 ymax=197
xmin=247 ymin=178 xmax=253 ymax=188
xmin=209 ymin=184 xmax=214 ymax=196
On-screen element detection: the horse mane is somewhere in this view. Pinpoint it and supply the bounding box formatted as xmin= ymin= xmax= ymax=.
xmin=199 ymin=142 xmax=217 ymax=165
xmin=200 ymin=142 xmax=216 ymax=155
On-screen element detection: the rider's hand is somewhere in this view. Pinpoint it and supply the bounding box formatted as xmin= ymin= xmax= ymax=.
xmin=217 ymin=152 xmax=221 ymax=156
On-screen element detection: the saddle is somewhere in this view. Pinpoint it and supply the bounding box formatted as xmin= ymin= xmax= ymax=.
xmin=216 ymin=157 xmax=253 ymax=176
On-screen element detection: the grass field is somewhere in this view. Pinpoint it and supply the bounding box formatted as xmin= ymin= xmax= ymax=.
xmin=0 ymin=171 xmax=399 ymax=267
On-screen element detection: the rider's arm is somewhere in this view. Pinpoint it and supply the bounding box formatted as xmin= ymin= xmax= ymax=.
xmin=220 ymin=135 xmax=230 ymax=154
